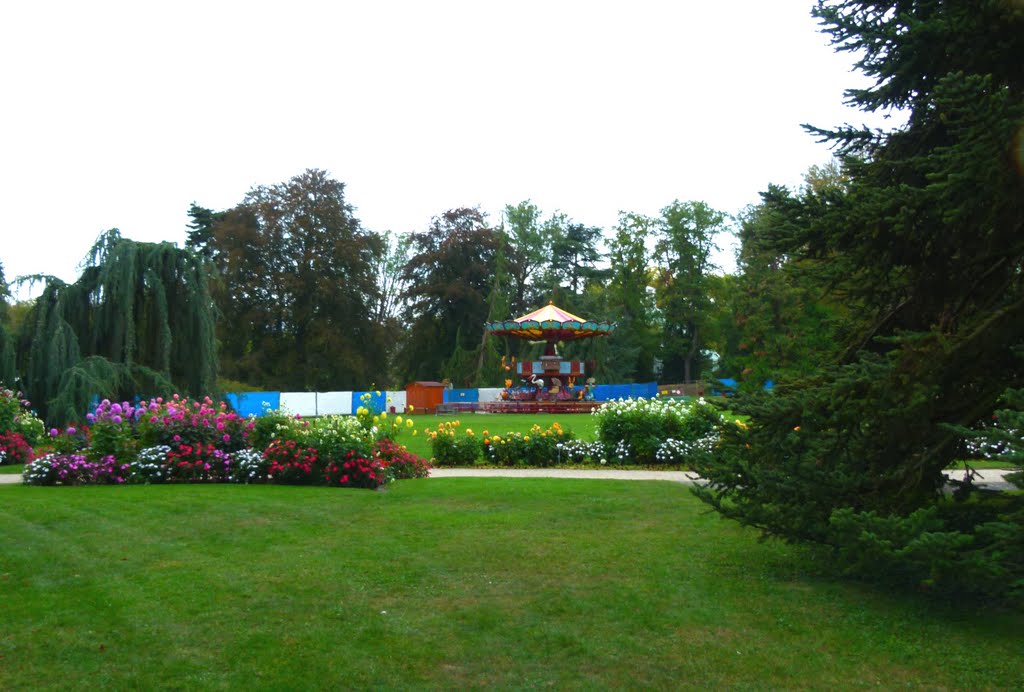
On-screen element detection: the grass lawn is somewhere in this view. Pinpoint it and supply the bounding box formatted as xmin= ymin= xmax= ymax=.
xmin=399 ymin=412 xmax=600 ymax=460
xmin=0 ymin=464 xmax=25 ymax=475
xmin=1 ymin=480 xmax=1021 ymax=689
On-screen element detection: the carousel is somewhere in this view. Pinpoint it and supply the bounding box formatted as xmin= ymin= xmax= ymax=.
xmin=483 ymin=302 xmax=616 ymax=412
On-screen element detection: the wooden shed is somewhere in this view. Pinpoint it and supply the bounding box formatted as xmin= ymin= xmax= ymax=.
xmin=405 ymin=381 xmax=447 ymax=414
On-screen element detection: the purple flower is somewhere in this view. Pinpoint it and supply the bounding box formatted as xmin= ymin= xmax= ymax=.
xmin=112 ymin=415 xmax=122 ymax=424
xmin=49 ymin=428 xmax=58 ymax=437
xmin=67 ymin=427 xmax=76 ymax=435
xmin=86 ymin=413 xmax=96 ymax=423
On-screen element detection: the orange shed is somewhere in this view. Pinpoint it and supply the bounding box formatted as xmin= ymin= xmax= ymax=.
xmin=405 ymin=381 xmax=447 ymax=414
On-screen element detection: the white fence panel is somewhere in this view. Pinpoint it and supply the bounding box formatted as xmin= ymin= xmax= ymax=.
xmin=317 ymin=391 xmax=352 ymax=415
xmin=478 ymin=388 xmax=504 ymax=403
xmin=279 ymin=392 xmax=318 ymax=417
xmin=385 ymin=390 xmax=407 ymax=412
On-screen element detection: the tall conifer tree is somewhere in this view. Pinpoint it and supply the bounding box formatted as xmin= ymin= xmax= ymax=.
xmin=693 ymin=0 xmax=1024 ymax=601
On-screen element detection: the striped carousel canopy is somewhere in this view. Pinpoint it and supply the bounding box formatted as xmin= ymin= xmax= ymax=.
xmin=484 ymin=302 xmax=616 ymax=341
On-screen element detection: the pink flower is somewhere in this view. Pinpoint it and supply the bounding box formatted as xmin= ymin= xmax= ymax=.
xmin=222 ymin=434 xmax=230 ymax=443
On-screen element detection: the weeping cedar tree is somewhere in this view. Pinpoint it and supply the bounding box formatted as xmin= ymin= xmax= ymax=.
xmin=692 ymin=1 xmax=1024 ymax=603
xmin=18 ymin=230 xmax=217 ymax=425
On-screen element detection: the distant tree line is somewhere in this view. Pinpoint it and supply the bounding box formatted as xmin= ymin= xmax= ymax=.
xmin=0 ymin=157 xmax=899 ymax=424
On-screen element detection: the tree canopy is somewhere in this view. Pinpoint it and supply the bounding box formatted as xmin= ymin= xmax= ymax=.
xmin=189 ymin=169 xmax=387 ymax=391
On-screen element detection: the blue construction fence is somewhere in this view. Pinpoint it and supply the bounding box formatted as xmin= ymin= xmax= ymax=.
xmin=225 ymin=382 xmax=663 ymax=417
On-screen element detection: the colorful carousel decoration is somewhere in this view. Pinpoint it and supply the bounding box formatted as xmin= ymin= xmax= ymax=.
xmin=485 ymin=302 xmax=616 ymax=406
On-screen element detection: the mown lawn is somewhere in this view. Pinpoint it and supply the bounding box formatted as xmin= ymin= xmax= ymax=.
xmin=399 ymin=412 xmax=599 ymax=460
xmin=1 ymin=480 xmax=1021 ymax=689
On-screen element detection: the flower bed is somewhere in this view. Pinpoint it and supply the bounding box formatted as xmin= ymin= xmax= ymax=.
xmin=17 ymin=396 xmax=429 ymax=489
xmin=593 ymin=397 xmax=728 ymax=466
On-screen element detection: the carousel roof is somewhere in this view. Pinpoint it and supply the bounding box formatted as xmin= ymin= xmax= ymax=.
xmin=484 ymin=302 xmax=616 ymax=341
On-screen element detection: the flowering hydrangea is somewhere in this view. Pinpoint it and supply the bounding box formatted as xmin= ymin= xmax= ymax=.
xmin=232 ymin=448 xmax=270 ymax=483
xmin=131 ymin=445 xmax=172 ymax=483
xmin=554 ymin=439 xmax=606 ymax=465
xmin=593 ymin=396 xmax=725 ymax=465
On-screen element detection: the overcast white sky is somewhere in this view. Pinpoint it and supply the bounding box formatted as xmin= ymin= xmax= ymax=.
xmin=1 ymin=1 xmax=886 ymax=297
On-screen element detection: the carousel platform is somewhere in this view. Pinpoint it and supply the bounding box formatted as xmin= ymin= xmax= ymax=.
xmin=436 ymin=400 xmax=602 ymax=415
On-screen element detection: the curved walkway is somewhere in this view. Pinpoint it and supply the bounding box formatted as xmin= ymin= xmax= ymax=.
xmin=0 ymin=467 xmax=1016 ymax=490
xmin=431 ymin=467 xmax=1020 ymax=491
xmin=429 ymin=468 xmax=701 ymax=483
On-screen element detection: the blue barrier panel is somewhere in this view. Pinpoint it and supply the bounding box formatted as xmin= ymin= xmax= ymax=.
xmin=593 ymin=383 xmax=659 ymax=401
xmin=226 ymin=392 xmax=280 ymax=418
xmin=352 ymin=391 xmax=386 ymax=414
xmin=630 ymin=382 xmax=658 ymax=399
xmin=444 ymin=388 xmax=479 ymax=403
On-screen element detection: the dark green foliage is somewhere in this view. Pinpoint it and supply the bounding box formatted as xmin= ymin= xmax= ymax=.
xmin=710 ymin=195 xmax=849 ymax=386
xmin=603 ymin=213 xmax=658 ymax=382
xmin=192 ymin=169 xmax=387 ymax=391
xmin=397 ymin=208 xmax=501 ymax=385
xmin=0 ymin=262 xmax=15 ymax=385
xmin=694 ymin=0 xmax=1024 ymax=603
xmin=829 ymin=496 xmax=1024 ymax=604
xmin=652 ymin=200 xmax=726 ymax=383
xmin=18 ymin=231 xmax=216 ymax=425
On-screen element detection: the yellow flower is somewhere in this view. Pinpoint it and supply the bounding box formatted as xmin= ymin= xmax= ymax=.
xmin=524 ymin=435 xmax=530 ymax=442
xmin=375 ymin=390 xmax=381 ymax=396
xmin=406 ymin=419 xmax=413 ymax=428
xmin=482 ymin=429 xmax=489 ymax=436
xmin=409 ymin=405 xmax=415 ymax=412
xmin=373 ymin=416 xmax=379 ymax=424
xmin=412 ymin=430 xmax=418 ymax=436
xmin=381 ymin=411 xmax=388 ymax=420
xmin=396 ymin=416 xmax=403 ymax=425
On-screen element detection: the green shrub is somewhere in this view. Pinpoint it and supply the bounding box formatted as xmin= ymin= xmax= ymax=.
xmin=829 ymin=494 xmax=1024 ymax=605
xmin=0 ymin=386 xmax=44 ymax=446
xmin=374 ymin=439 xmax=430 ymax=480
xmin=295 ymin=415 xmax=374 ymax=464
xmin=483 ymin=423 xmax=574 ymax=467
xmin=249 ymin=408 xmax=301 ymax=452
xmin=428 ymin=422 xmax=482 ymax=466
xmin=594 ymin=397 xmax=726 ymax=466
